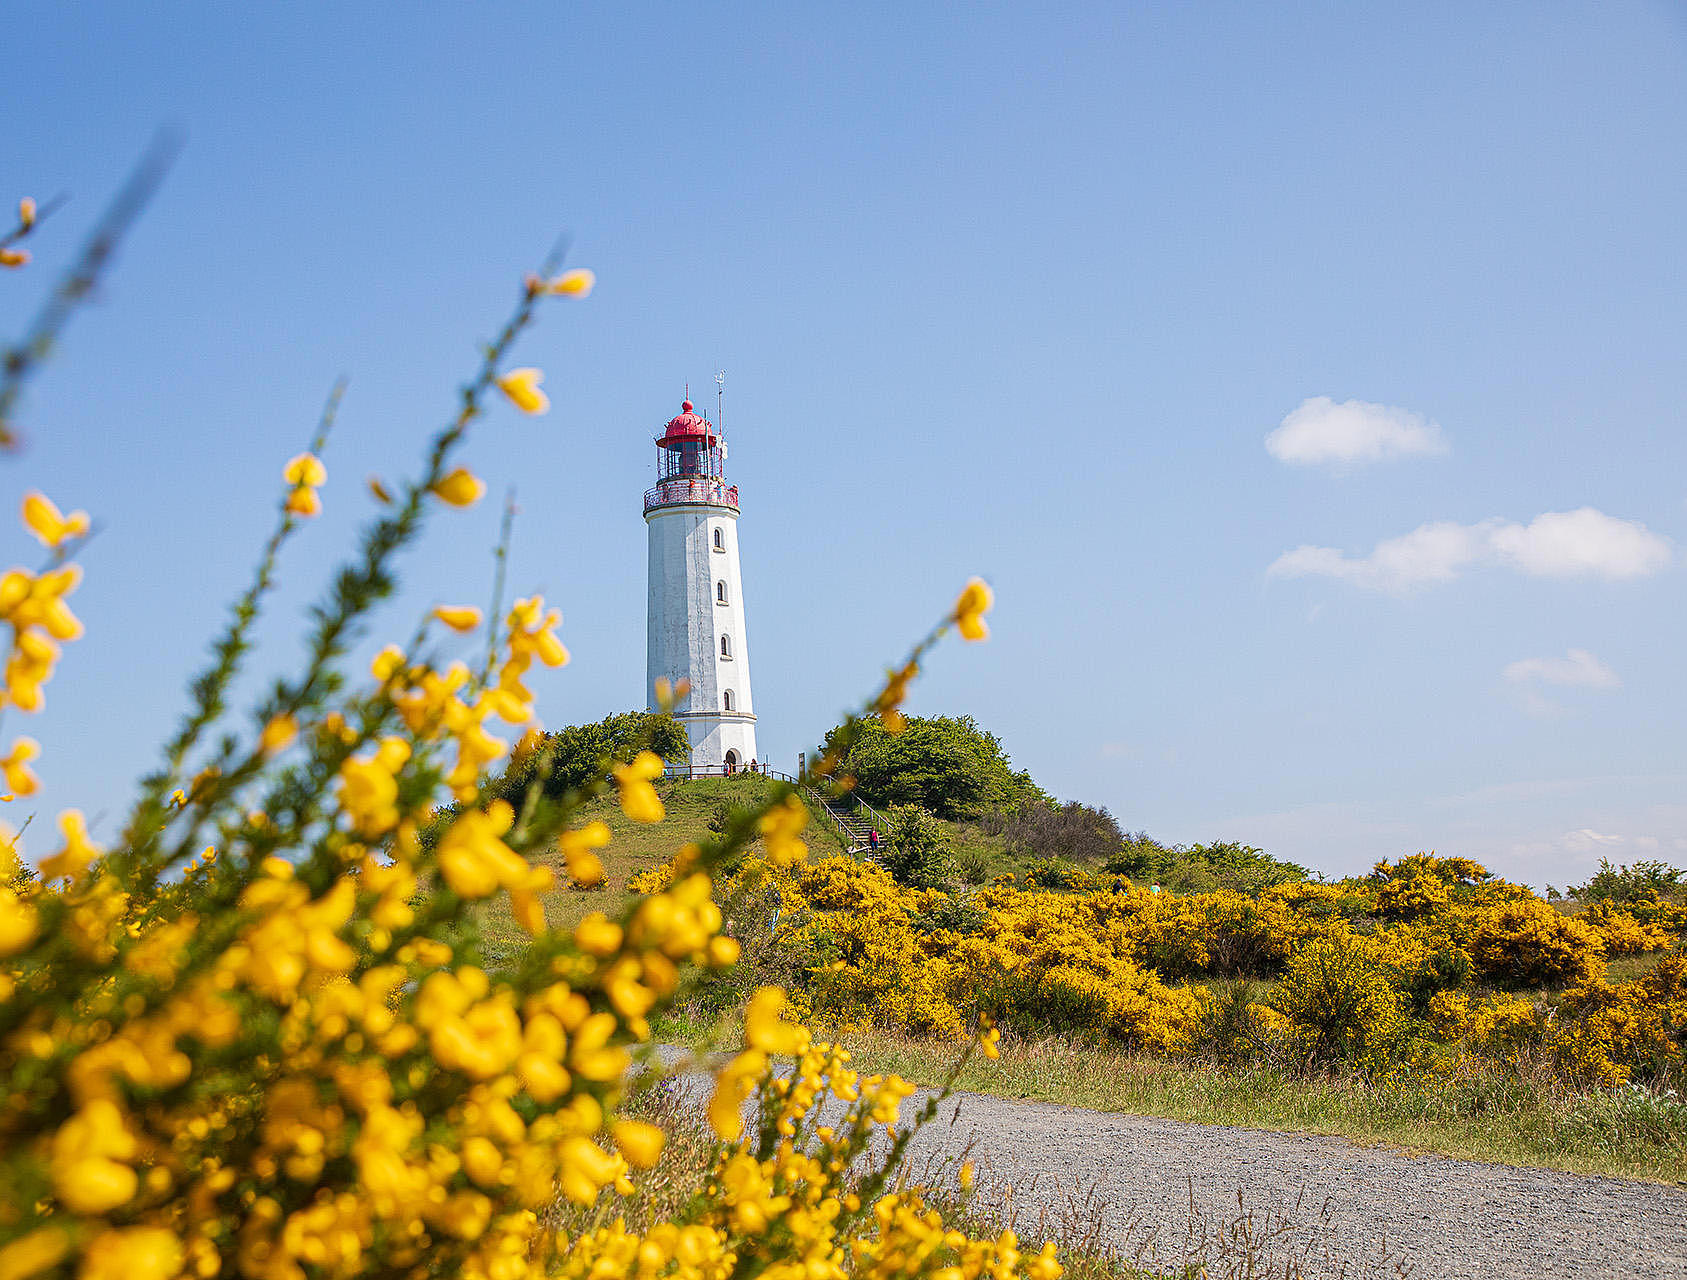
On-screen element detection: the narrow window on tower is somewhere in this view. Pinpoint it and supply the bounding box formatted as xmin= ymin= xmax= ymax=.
xmin=720 ymin=634 xmax=732 ymax=659
xmin=716 ymin=580 xmax=728 ymax=605
xmin=722 ymin=690 xmax=734 ymax=712
xmin=713 ymin=527 xmax=725 ymax=552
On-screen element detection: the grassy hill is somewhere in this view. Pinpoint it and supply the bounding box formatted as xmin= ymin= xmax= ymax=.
xmin=475 ymin=774 xmax=852 ymax=959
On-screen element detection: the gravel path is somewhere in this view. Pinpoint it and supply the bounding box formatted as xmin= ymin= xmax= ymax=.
xmin=654 ymin=1050 xmax=1687 ymax=1278
xmin=892 ymin=1086 xmax=1687 ymax=1279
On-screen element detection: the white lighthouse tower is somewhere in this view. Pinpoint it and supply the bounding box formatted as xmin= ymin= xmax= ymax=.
xmin=644 ymin=396 xmax=759 ymax=770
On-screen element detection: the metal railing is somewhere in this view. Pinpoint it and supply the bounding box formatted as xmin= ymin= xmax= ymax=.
xmin=660 ymin=762 xmax=794 ymax=782
xmin=643 ymin=478 xmax=739 ymax=514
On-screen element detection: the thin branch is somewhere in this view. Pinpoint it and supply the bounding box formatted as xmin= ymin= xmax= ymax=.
xmin=0 ymin=131 xmax=182 ymax=450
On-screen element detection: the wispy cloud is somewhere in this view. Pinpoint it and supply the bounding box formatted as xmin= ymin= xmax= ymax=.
xmin=1502 ymin=648 xmax=1620 ymax=718
xmin=1268 ymin=508 xmax=1672 ymax=594
xmin=1265 ymin=396 xmax=1448 ymax=470
xmin=1502 ymin=649 xmax=1621 ymax=691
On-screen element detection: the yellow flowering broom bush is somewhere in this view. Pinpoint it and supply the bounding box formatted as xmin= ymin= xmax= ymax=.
xmin=633 ymin=831 xmax=1687 ymax=1083
xmin=0 ymin=200 xmax=1059 ymax=1280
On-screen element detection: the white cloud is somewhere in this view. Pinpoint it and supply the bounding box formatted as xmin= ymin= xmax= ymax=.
xmin=1489 ymin=508 xmax=1674 ymax=579
xmin=1265 ymin=397 xmax=1448 ymax=470
xmin=1502 ymin=648 xmax=1621 ymax=691
xmin=1268 ymin=508 xmax=1672 ymax=594
xmin=1564 ymin=828 xmax=1626 ymax=853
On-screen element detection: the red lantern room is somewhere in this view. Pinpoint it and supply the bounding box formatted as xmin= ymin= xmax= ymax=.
xmin=644 ymin=399 xmax=739 ymax=515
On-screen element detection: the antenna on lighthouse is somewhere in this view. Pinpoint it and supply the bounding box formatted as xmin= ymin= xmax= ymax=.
xmin=715 ymin=370 xmax=726 ymax=436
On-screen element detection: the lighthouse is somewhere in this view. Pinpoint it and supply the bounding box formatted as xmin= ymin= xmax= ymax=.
xmin=644 ymin=397 xmax=759 ymax=771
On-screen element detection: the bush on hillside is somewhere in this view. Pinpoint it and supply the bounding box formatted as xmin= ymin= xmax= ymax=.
xmin=1104 ymin=834 xmax=1307 ymax=894
xmin=1571 ymin=858 xmax=1687 ymax=904
xmin=976 ymin=799 xmax=1125 ymax=865
xmin=880 ymin=802 xmax=950 ymax=887
xmin=1271 ymin=936 xmax=1407 ymax=1069
xmin=823 ymin=713 xmax=1046 ymax=819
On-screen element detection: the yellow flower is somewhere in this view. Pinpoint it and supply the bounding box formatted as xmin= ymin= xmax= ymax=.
xmin=18 ymin=197 xmax=36 ymax=229
xmin=50 ymin=1099 xmax=138 ymax=1213
xmin=496 ymin=367 xmax=549 ymax=415
xmin=79 ymin=1228 xmax=181 ymax=1280
xmin=430 ymin=468 xmax=486 ymax=507
xmin=758 ymin=794 xmax=808 ymax=868
xmin=435 ymin=801 xmax=538 ymax=903
xmin=283 ymin=452 xmax=327 ymax=518
xmin=0 ymin=737 xmax=39 ymax=796
xmin=433 ymin=605 xmax=483 ymax=633
xmin=0 ymin=249 xmax=28 ymax=269
xmin=559 ymin=819 xmax=611 ymax=886
xmin=544 ymin=268 xmax=596 ymax=297
xmin=613 ymin=750 xmax=666 ymax=824
xmin=283 ymin=453 xmax=327 ymax=487
xmin=953 ymin=576 xmax=993 ymax=641
xmin=337 ymin=737 xmax=412 ymax=836
xmin=653 ymin=675 xmax=691 ymax=711
xmin=574 ymin=912 xmax=623 ymax=957
xmin=708 ymin=1049 xmax=766 ymax=1141
xmin=744 ymin=986 xmax=807 ymax=1056
xmin=611 ymin=1120 xmax=664 ymax=1169
xmin=258 ymin=712 xmax=298 ymax=755
xmin=39 ymin=809 xmax=100 ymax=883
xmin=0 ymin=1226 xmax=69 ymax=1280
xmin=20 ymin=492 xmax=89 ymax=549
xmin=0 ymin=884 xmax=38 ymax=956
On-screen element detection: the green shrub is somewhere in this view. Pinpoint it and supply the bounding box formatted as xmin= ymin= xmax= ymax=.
xmin=1571 ymin=858 xmax=1687 ymax=904
xmin=823 ymin=714 xmax=1045 ymax=819
xmin=880 ymin=803 xmax=950 ymax=887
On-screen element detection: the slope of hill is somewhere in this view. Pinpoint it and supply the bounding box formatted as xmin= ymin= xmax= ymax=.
xmin=475 ymin=773 xmax=849 ymax=959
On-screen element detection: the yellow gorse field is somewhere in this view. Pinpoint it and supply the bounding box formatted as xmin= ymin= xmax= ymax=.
xmin=0 ymin=187 xmax=1055 ymax=1280
xmin=633 ymin=848 xmax=1687 ymax=1088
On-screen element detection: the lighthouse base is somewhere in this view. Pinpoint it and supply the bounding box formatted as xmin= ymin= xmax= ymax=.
xmin=674 ymin=713 xmax=759 ymax=771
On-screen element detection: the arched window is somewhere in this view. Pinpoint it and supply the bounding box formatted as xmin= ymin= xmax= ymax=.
xmin=722 ymin=689 xmax=734 ymax=711
xmin=712 ymin=527 xmax=725 ymax=551
xmin=716 ymin=580 xmax=728 ymax=604
xmin=720 ymin=634 xmax=731 ymax=659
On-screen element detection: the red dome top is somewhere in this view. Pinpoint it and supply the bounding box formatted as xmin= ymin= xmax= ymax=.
xmin=659 ymin=399 xmax=716 ymax=445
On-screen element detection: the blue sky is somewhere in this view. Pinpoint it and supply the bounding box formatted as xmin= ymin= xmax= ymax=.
xmin=2 ymin=2 xmax=1683 ymax=884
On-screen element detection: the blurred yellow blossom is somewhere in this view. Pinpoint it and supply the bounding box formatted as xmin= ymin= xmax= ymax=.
xmin=38 ymin=809 xmax=100 ymax=883
xmin=953 ymin=576 xmax=993 ymax=641
xmin=433 ymin=605 xmax=482 ymax=633
xmin=495 ymin=367 xmax=549 ymax=415
xmin=258 ymin=713 xmax=297 ymax=755
xmin=0 ymin=737 xmax=39 ymax=796
xmin=283 ymin=452 xmax=326 ymax=517
xmin=430 ymin=468 xmax=485 ymax=507
xmin=21 ymin=491 xmax=89 ymax=548
xmin=612 ymin=750 xmax=665 ymax=824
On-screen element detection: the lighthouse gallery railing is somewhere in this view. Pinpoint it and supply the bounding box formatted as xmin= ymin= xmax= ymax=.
xmin=643 ymin=477 xmax=739 ymax=513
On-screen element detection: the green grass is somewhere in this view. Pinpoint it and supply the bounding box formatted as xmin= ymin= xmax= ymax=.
xmin=826 ymin=1029 xmax=1687 ymax=1184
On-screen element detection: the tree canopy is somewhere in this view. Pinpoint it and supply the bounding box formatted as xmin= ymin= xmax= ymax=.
xmin=486 ymin=710 xmax=690 ymax=807
xmin=823 ymin=713 xmax=1046 ymax=819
